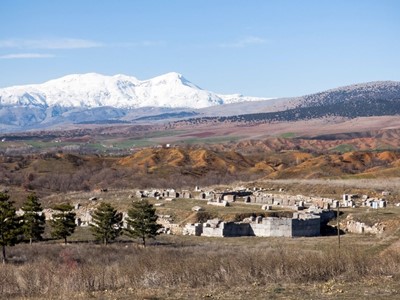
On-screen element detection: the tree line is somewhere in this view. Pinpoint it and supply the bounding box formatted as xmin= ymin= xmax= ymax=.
xmin=0 ymin=192 xmax=161 ymax=264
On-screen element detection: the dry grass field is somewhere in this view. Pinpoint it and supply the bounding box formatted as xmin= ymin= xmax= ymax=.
xmin=3 ymin=232 xmax=400 ymax=299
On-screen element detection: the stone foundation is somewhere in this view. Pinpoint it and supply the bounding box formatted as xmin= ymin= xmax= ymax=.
xmin=185 ymin=214 xmax=321 ymax=238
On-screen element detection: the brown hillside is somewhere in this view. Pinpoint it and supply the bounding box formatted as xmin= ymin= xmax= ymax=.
xmin=265 ymin=151 xmax=400 ymax=179
xmin=117 ymin=147 xmax=255 ymax=175
xmin=1 ymin=147 xmax=400 ymax=200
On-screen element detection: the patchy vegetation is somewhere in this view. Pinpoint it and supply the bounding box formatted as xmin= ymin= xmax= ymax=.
xmin=1 ymin=235 xmax=400 ymax=299
xmin=1 ymin=148 xmax=400 ymax=205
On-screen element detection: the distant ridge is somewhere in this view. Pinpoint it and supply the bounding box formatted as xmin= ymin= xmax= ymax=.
xmin=176 ymin=81 xmax=400 ymax=125
xmin=296 ymin=81 xmax=400 ymax=107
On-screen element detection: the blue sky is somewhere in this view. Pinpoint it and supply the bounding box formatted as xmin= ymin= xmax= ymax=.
xmin=1 ymin=0 xmax=399 ymax=97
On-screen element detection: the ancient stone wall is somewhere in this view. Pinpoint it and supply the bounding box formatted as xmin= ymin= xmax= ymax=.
xmin=195 ymin=215 xmax=321 ymax=238
xmin=250 ymin=218 xmax=293 ymax=237
xmin=202 ymin=224 xmax=224 ymax=237
xmin=292 ymin=216 xmax=320 ymax=237
xmin=221 ymin=222 xmax=252 ymax=237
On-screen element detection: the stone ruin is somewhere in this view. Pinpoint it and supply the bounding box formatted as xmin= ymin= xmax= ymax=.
xmin=183 ymin=211 xmax=327 ymax=238
xmin=207 ymin=199 xmax=229 ymax=207
xmin=343 ymin=214 xmax=385 ymax=235
xmin=363 ymin=198 xmax=387 ymax=209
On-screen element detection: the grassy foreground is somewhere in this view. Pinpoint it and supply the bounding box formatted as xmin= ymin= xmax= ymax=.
xmin=3 ymin=233 xmax=400 ymax=299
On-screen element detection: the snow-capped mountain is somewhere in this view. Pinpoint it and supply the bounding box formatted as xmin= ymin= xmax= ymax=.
xmin=0 ymin=72 xmax=272 ymax=131
xmin=0 ymin=72 xmax=266 ymax=109
xmin=0 ymin=75 xmax=399 ymax=133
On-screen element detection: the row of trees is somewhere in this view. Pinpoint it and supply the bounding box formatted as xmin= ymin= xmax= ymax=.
xmin=0 ymin=192 xmax=161 ymax=263
xmin=89 ymin=201 xmax=161 ymax=246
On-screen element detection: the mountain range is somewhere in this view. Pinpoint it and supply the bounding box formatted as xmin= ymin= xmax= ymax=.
xmin=0 ymin=72 xmax=270 ymax=131
xmin=0 ymin=72 xmax=399 ymax=132
xmin=0 ymin=72 xmax=266 ymax=109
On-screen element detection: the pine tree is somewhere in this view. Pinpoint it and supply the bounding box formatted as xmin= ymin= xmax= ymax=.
xmin=50 ymin=204 xmax=76 ymax=244
xmin=21 ymin=193 xmax=46 ymax=244
xmin=0 ymin=192 xmax=21 ymax=264
xmin=90 ymin=202 xmax=123 ymax=245
xmin=125 ymin=200 xmax=161 ymax=247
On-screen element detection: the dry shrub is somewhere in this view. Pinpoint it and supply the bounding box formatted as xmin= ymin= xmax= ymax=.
xmin=1 ymin=242 xmax=400 ymax=298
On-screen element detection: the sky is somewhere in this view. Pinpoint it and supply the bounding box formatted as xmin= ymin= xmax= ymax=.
xmin=0 ymin=0 xmax=399 ymax=98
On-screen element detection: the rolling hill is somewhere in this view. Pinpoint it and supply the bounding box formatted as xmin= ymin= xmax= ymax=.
xmin=2 ymin=147 xmax=400 ymax=201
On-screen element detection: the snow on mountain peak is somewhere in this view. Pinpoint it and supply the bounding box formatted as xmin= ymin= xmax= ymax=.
xmin=0 ymin=72 xmax=266 ymax=109
xmin=156 ymin=71 xmax=184 ymax=79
